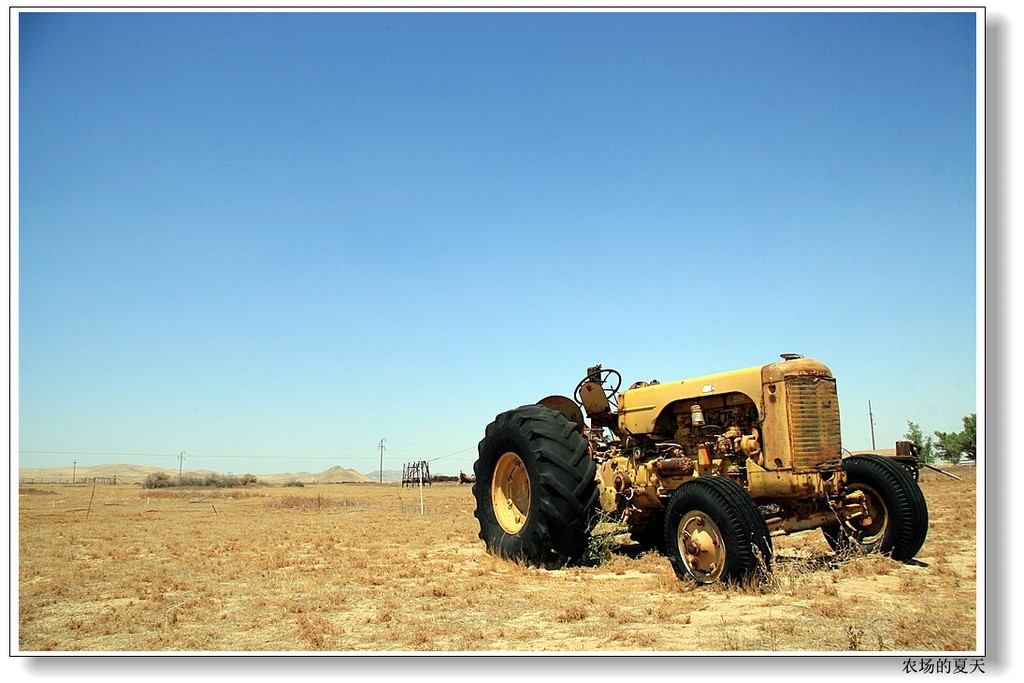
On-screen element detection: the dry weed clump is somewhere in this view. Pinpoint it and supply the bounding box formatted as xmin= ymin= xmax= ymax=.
xmin=833 ymin=553 xmax=903 ymax=580
xmin=140 ymin=487 xmax=266 ymax=501
xmin=19 ymin=486 xmax=58 ymax=496
xmin=604 ymin=627 xmax=664 ymax=650
xmin=265 ymin=494 xmax=362 ymax=512
xmin=551 ymin=604 xmax=586 ymax=623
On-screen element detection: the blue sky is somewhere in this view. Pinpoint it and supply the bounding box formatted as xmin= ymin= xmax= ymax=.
xmin=16 ymin=9 xmax=980 ymax=477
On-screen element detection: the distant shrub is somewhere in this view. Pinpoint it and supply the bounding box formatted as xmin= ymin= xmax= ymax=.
xmin=208 ymin=473 xmax=259 ymax=488
xmin=206 ymin=473 xmax=235 ymax=488
xmin=284 ymin=480 xmax=305 ymax=488
xmin=143 ymin=473 xmax=174 ymax=489
xmin=143 ymin=472 xmax=260 ymax=489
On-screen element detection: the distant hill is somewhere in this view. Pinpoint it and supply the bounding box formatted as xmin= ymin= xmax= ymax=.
xmin=18 ymin=463 xmax=374 ymax=485
xmin=364 ymin=469 xmax=403 ymax=483
xmin=258 ymin=466 xmax=373 ymax=485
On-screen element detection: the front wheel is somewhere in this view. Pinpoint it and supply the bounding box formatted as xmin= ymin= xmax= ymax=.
xmin=823 ymin=454 xmax=928 ymax=561
xmin=663 ymin=477 xmax=773 ymax=584
xmin=473 ymin=405 xmax=598 ymax=567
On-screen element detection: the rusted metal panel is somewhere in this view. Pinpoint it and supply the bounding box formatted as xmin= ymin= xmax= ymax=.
xmin=536 ymin=395 xmax=586 ymax=433
xmin=787 ymin=376 xmax=842 ymax=470
xmin=617 ymin=365 xmax=764 ymax=435
xmin=757 ymin=358 xmax=840 ymax=472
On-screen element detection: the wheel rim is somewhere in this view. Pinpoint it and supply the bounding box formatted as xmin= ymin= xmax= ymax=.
xmin=677 ymin=511 xmax=726 ymax=582
xmin=847 ymin=483 xmax=888 ymax=545
xmin=492 ymin=451 xmax=531 ymax=534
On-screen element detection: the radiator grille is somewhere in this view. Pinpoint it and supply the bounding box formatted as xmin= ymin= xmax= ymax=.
xmin=787 ymin=376 xmax=842 ymax=470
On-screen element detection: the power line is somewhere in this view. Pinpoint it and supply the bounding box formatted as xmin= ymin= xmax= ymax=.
xmin=18 ymin=449 xmax=381 ymax=461
xmin=19 ymin=444 xmax=483 ymax=468
xmin=20 ymin=450 xmax=186 ymax=458
xmin=427 ymin=445 xmax=476 ymax=462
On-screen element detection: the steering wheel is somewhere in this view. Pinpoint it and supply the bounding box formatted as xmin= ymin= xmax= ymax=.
xmin=573 ymin=368 xmax=623 ymax=406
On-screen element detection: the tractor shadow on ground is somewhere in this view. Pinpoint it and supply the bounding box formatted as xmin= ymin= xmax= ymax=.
xmin=770 ymin=551 xmax=847 ymax=572
xmin=610 ymin=541 xmax=656 ymax=559
xmin=770 ymin=550 xmax=931 ymax=572
xmin=603 ymin=535 xmax=930 ymax=577
xmin=901 ymin=558 xmax=930 ymax=568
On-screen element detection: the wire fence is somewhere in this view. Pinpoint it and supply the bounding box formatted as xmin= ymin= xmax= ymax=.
xmin=401 ymin=461 xmax=431 ymax=488
xmin=18 ymin=477 xmax=120 ymax=485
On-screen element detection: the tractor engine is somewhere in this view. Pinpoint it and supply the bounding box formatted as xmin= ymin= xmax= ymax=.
xmin=590 ymin=393 xmax=765 ymax=517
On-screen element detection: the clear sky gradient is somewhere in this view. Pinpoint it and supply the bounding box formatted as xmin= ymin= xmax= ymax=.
xmin=16 ymin=9 xmax=981 ymax=477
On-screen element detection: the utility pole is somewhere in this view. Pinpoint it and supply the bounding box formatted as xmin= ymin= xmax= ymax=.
xmin=178 ymin=451 xmax=185 ymax=485
xmin=378 ymin=438 xmax=386 ymax=483
xmin=868 ymin=401 xmax=876 ymax=450
xmin=72 ymin=460 xmax=76 ymax=484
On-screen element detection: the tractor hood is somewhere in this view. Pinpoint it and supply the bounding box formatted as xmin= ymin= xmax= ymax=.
xmin=617 ymin=357 xmax=833 ymax=436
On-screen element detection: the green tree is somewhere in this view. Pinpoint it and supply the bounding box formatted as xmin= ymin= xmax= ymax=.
xmin=903 ymin=421 xmax=936 ymax=464
xmin=960 ymin=413 xmax=977 ymax=460
xmin=934 ymin=413 xmax=977 ymax=463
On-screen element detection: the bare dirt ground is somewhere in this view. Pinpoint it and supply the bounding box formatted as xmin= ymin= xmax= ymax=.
xmin=16 ymin=466 xmax=978 ymax=653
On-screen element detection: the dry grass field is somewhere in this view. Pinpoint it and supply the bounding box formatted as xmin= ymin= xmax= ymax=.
xmin=16 ymin=466 xmax=978 ymax=653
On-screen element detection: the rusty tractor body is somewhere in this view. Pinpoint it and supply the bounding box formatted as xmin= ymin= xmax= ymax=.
xmin=472 ymin=355 xmax=929 ymax=584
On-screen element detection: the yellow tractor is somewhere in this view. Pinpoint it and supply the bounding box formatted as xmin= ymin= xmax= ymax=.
xmin=472 ymin=355 xmax=928 ymax=584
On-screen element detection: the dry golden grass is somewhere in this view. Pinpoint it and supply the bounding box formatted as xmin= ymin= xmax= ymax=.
xmin=17 ymin=467 xmax=978 ymax=653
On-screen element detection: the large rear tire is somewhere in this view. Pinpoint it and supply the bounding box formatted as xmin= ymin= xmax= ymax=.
xmin=823 ymin=454 xmax=928 ymax=561
xmin=473 ymin=405 xmax=598 ymax=567
xmin=663 ymin=477 xmax=773 ymax=584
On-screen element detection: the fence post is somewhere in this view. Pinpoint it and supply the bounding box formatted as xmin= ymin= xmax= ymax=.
xmin=85 ymin=485 xmax=96 ymax=521
xmin=419 ymin=461 xmax=424 ymax=515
